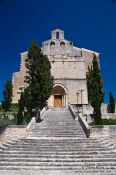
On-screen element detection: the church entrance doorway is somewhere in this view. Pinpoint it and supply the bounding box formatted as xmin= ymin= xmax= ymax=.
xmin=52 ymin=85 xmax=66 ymax=108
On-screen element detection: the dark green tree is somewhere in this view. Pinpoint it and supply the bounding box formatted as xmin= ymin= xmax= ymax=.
xmin=108 ymin=92 xmax=115 ymax=113
xmin=2 ymin=80 xmax=12 ymax=111
xmin=17 ymin=91 xmax=24 ymax=125
xmin=24 ymin=41 xmax=53 ymax=115
xmin=17 ymin=87 xmax=31 ymax=124
xmin=87 ymin=54 xmax=104 ymax=124
xmin=86 ymin=66 xmax=93 ymax=103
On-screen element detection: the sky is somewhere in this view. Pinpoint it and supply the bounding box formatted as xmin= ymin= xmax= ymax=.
xmin=0 ymin=0 xmax=116 ymax=103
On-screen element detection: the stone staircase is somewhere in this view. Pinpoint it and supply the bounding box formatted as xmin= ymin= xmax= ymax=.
xmin=0 ymin=108 xmax=116 ymax=174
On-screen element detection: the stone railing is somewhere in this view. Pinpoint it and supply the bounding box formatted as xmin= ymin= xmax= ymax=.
xmin=68 ymin=104 xmax=90 ymax=137
xmin=40 ymin=106 xmax=48 ymax=119
xmin=27 ymin=106 xmax=48 ymax=131
xmin=27 ymin=117 xmax=36 ymax=131
xmin=68 ymin=104 xmax=77 ymax=119
xmin=78 ymin=114 xmax=90 ymax=138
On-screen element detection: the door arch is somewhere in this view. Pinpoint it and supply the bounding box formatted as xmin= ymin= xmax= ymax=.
xmin=52 ymin=85 xmax=67 ymax=107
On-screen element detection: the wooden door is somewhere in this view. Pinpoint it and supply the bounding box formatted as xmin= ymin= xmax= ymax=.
xmin=54 ymin=95 xmax=62 ymax=107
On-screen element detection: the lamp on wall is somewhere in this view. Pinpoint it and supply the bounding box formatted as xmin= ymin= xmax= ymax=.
xmin=78 ymin=89 xmax=85 ymax=115
xmin=76 ymin=92 xmax=79 ymax=106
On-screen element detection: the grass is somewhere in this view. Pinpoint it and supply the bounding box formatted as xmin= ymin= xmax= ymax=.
xmin=0 ymin=103 xmax=18 ymax=117
xmin=0 ymin=117 xmax=17 ymax=127
xmin=0 ymin=111 xmax=18 ymax=115
xmin=0 ymin=104 xmax=33 ymax=126
xmin=0 ymin=115 xmax=31 ymax=127
xmin=0 ymin=103 xmax=38 ymax=126
xmin=0 ymin=103 xmax=19 ymax=113
xmin=89 ymin=119 xmax=116 ymax=125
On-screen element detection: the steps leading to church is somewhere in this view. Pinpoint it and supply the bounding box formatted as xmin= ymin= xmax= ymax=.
xmin=0 ymin=108 xmax=116 ymax=174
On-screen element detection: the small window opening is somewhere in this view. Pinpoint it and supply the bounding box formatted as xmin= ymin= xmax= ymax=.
xmin=50 ymin=41 xmax=55 ymax=46
xmin=56 ymin=31 xmax=59 ymax=39
xmin=60 ymin=41 xmax=65 ymax=46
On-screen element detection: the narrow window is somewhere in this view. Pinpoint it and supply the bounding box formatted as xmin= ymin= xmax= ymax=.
xmin=56 ymin=31 xmax=59 ymax=39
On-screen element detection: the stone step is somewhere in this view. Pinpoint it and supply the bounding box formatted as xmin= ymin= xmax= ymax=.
xmin=1 ymin=153 xmax=116 ymax=158
xmin=1 ymin=108 xmax=116 ymax=173
xmin=0 ymin=170 xmax=115 ymax=175
xmin=4 ymin=144 xmax=108 ymax=150
xmin=2 ymin=150 xmax=115 ymax=155
xmin=7 ymin=143 xmax=106 ymax=148
xmin=0 ymin=157 xmax=116 ymax=163
xmin=6 ymin=146 xmax=113 ymax=151
xmin=7 ymin=139 xmax=101 ymax=143
xmin=0 ymin=161 xmax=116 ymax=167
xmin=0 ymin=165 xmax=115 ymax=172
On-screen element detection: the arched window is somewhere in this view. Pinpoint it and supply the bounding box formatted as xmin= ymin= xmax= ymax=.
xmin=60 ymin=41 xmax=65 ymax=55
xmin=50 ymin=41 xmax=55 ymax=46
xmin=60 ymin=41 xmax=65 ymax=46
xmin=50 ymin=42 xmax=55 ymax=55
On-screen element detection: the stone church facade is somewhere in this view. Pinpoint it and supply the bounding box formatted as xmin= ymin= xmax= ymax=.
xmin=12 ymin=29 xmax=99 ymax=107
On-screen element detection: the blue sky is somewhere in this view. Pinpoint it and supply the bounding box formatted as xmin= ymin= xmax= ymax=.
xmin=0 ymin=0 xmax=116 ymax=103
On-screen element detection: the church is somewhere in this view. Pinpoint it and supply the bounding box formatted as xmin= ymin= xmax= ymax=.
xmin=12 ymin=29 xmax=99 ymax=108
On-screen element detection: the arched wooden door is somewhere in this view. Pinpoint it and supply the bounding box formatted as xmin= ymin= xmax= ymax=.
xmin=53 ymin=85 xmax=66 ymax=108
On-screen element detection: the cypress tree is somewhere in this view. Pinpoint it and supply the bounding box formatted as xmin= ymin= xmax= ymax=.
xmin=24 ymin=41 xmax=53 ymax=115
xmin=17 ymin=87 xmax=31 ymax=124
xmin=108 ymin=92 xmax=115 ymax=113
xmin=87 ymin=54 xmax=104 ymax=124
xmin=2 ymin=80 xmax=12 ymax=111
xmin=87 ymin=66 xmax=93 ymax=104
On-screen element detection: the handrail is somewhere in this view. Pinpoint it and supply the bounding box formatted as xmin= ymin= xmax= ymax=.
xmin=78 ymin=114 xmax=90 ymax=138
xmin=68 ymin=104 xmax=76 ymax=119
xmin=27 ymin=106 xmax=47 ymax=131
xmin=68 ymin=104 xmax=90 ymax=138
xmin=27 ymin=117 xmax=36 ymax=131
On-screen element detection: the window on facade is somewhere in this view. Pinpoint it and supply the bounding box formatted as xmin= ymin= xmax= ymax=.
xmin=17 ymin=92 xmax=21 ymax=94
xmin=50 ymin=42 xmax=55 ymax=55
xmin=56 ymin=31 xmax=59 ymax=39
xmin=50 ymin=41 xmax=55 ymax=46
xmin=19 ymin=87 xmax=23 ymax=91
xmin=60 ymin=41 xmax=65 ymax=46
xmin=17 ymin=87 xmax=24 ymax=94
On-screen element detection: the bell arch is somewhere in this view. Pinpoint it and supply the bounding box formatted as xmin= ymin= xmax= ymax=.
xmin=60 ymin=41 xmax=65 ymax=55
xmin=50 ymin=41 xmax=55 ymax=55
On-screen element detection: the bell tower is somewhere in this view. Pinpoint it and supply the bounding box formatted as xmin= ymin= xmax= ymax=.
xmin=51 ymin=29 xmax=64 ymax=40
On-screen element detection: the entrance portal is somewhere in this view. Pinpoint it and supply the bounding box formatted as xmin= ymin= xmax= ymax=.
xmin=52 ymin=85 xmax=66 ymax=107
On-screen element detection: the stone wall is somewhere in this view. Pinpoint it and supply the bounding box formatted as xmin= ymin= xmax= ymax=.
xmin=90 ymin=125 xmax=116 ymax=138
xmin=50 ymin=59 xmax=86 ymax=79
xmin=82 ymin=48 xmax=99 ymax=72
xmin=12 ymin=71 xmax=27 ymax=103
xmin=102 ymin=113 xmax=116 ymax=119
xmin=101 ymin=103 xmax=116 ymax=113
xmin=0 ymin=125 xmax=28 ymax=144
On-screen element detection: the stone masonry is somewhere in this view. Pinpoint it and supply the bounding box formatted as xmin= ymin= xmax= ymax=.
xmin=12 ymin=29 xmax=99 ymax=107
